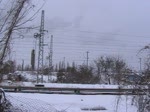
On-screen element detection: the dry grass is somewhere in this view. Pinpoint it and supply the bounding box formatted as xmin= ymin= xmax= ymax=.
xmin=81 ymin=106 xmax=106 ymax=111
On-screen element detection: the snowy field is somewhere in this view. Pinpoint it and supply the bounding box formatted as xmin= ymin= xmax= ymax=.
xmin=6 ymin=93 xmax=137 ymax=112
xmin=1 ymin=71 xmax=138 ymax=112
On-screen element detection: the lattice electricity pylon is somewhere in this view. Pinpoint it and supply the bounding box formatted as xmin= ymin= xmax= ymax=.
xmin=48 ymin=35 xmax=53 ymax=81
xmin=34 ymin=10 xmax=45 ymax=83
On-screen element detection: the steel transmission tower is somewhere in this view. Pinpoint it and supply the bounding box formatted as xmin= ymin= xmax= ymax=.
xmin=48 ymin=35 xmax=53 ymax=81
xmin=34 ymin=10 xmax=45 ymax=83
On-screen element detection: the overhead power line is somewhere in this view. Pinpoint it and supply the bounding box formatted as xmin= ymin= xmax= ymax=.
xmin=47 ymin=29 xmax=150 ymax=39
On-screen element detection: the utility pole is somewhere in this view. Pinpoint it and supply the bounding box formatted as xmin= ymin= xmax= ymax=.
xmin=22 ymin=59 xmax=24 ymax=72
xmin=48 ymin=35 xmax=53 ymax=82
xmin=139 ymin=58 xmax=142 ymax=74
xmin=34 ymin=10 xmax=45 ymax=83
xmin=63 ymin=57 xmax=65 ymax=70
xmin=86 ymin=51 xmax=89 ymax=67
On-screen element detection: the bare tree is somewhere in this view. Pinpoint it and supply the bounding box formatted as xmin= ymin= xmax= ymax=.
xmin=0 ymin=0 xmax=45 ymax=82
xmin=132 ymin=44 xmax=150 ymax=112
xmin=0 ymin=0 xmax=44 ymax=66
xmin=0 ymin=0 xmax=27 ymax=64
xmin=0 ymin=0 xmax=44 ymax=64
xmin=94 ymin=56 xmax=130 ymax=84
xmin=113 ymin=57 xmax=129 ymax=84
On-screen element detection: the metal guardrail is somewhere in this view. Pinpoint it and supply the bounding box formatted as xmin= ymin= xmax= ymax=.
xmin=0 ymin=85 xmax=148 ymax=95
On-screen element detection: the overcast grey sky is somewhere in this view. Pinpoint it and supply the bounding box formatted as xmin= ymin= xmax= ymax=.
xmin=12 ymin=0 xmax=150 ymax=70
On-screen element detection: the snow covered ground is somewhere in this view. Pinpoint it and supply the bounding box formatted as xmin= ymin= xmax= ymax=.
xmin=1 ymin=71 xmax=138 ymax=112
xmin=6 ymin=93 xmax=137 ymax=112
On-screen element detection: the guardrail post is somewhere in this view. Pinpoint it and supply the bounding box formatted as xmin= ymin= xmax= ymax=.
xmin=74 ymin=89 xmax=80 ymax=94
